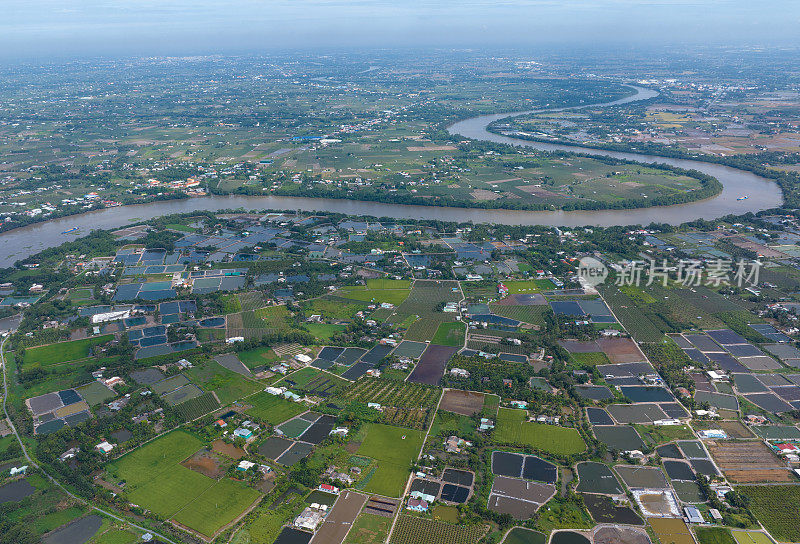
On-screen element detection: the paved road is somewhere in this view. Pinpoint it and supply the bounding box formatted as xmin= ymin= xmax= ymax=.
xmin=0 ymin=335 xmax=179 ymax=544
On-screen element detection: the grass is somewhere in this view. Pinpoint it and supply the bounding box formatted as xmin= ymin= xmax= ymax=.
xmin=739 ymin=485 xmax=800 ymax=542
xmin=570 ymin=351 xmax=611 ymax=366
xmin=22 ymin=334 xmax=114 ymax=367
xmin=494 ymin=408 xmax=586 ymax=455
xmin=430 ymin=410 xmax=477 ymax=436
xmin=185 ymin=357 xmax=262 ymax=404
xmin=489 ymin=304 xmax=551 ymax=326
xmin=634 ymin=424 xmax=695 ymax=446
xmin=303 ymin=296 xmax=366 ymax=321
xmin=173 ymin=478 xmax=261 ymax=537
xmin=109 ymin=430 xmax=203 ymax=487
xmin=503 ymin=279 xmax=555 ymax=293
xmin=338 ymin=285 xmax=411 ymax=306
xmin=433 ymin=505 xmax=459 ymax=523
xmin=305 ymin=322 xmax=346 ymax=341
xmin=431 ymin=321 xmax=466 ymax=347
xmin=535 ymin=498 xmax=594 ymax=533
xmin=731 ymin=531 xmax=774 ymax=544
xmin=345 ymin=513 xmax=392 ymax=544
xmin=391 ymin=515 xmax=485 ymax=544
xmin=91 ymin=527 xmax=140 ymax=544
xmin=246 ymin=392 xmax=306 ymax=424
xmin=357 ymin=423 xmax=425 ymax=497
xmin=695 ymin=528 xmax=736 ymax=544
xmin=127 ymin=467 xmax=214 ymax=518
xmin=33 ymin=506 xmax=89 ymax=534
xmin=236 ymin=346 xmax=279 ymax=369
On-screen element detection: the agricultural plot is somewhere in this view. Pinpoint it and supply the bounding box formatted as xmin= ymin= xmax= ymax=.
xmin=172 ymin=478 xmax=260 ymax=538
xmin=390 ymin=515 xmax=485 ymax=544
xmin=344 ymin=512 xmax=391 ymax=544
xmin=440 ymin=389 xmax=485 ymax=416
xmin=739 ymin=486 xmax=800 ymax=542
xmin=175 ymin=392 xmax=221 ymax=421
xmin=388 ymin=280 xmax=462 ymax=341
xmin=494 ymin=408 xmax=586 ymax=455
xmin=336 ymin=377 xmax=440 ymax=429
xmin=185 ymin=357 xmax=262 ymax=404
xmin=356 ymin=423 xmax=425 ymax=497
xmin=504 ymin=528 xmax=547 ymax=544
xmin=491 ymin=451 xmax=557 ymax=483
xmin=407 ymin=345 xmax=459 ymax=385
xmin=337 ymin=279 xmax=411 ymax=306
xmin=706 ymin=441 xmax=791 ymax=483
xmin=581 ymin=493 xmax=643 ymax=525
xmin=278 ymin=367 xmax=348 ymax=397
xmin=489 ymin=304 xmax=551 ymax=326
xmin=246 ymin=392 xmax=307 ymax=424
xmin=648 ymin=518 xmax=694 ymax=544
xmin=22 ymin=335 xmax=114 ymax=368
xmin=607 ymin=404 xmax=667 ymax=424
xmin=615 ymin=465 xmax=668 ymax=489
xmin=431 ymin=322 xmax=466 ymax=347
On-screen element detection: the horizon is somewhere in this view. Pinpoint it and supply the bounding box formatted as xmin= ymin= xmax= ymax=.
xmin=2 ymin=0 xmax=799 ymax=60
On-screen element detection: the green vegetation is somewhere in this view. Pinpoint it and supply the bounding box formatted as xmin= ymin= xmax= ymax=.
xmin=695 ymin=528 xmax=737 ymax=544
xmin=494 ymin=408 xmax=586 ymax=455
xmin=432 ymin=321 xmax=466 ymax=347
xmin=739 ymin=486 xmax=800 ymax=542
xmin=357 ymin=423 xmax=425 ymax=497
xmin=246 ymin=392 xmax=307 ymax=424
xmin=345 ymin=513 xmax=392 ymax=544
xmin=172 ymin=478 xmax=261 ymax=538
xmin=22 ymin=335 xmax=114 ymax=367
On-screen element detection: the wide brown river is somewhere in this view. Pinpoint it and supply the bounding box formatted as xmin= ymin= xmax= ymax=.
xmin=0 ymin=86 xmax=782 ymax=266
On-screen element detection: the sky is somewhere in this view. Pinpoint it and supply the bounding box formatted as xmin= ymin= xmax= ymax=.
xmin=2 ymin=0 xmax=799 ymax=59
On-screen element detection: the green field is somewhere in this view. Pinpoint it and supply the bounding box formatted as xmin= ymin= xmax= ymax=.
xmin=236 ymin=346 xmax=279 ymax=368
xmin=695 ymin=528 xmax=736 ymax=544
xmin=22 ymin=335 xmax=114 ymax=367
xmin=344 ymin=513 xmax=392 ymax=544
xmin=489 ymin=304 xmax=551 ymax=326
xmin=338 ymin=281 xmax=412 ymax=306
xmin=306 ymin=322 xmax=346 ymax=340
xmin=109 ymin=430 xmax=204 ymax=487
xmin=172 ymin=478 xmax=261 ymax=537
xmin=494 ymin=408 xmax=586 ymax=455
xmin=356 ymin=423 xmax=425 ymax=497
xmin=503 ymin=279 xmax=555 ymax=294
xmin=185 ymin=357 xmax=262 ymax=404
xmin=739 ymin=486 xmax=800 ymax=542
xmin=431 ymin=321 xmax=466 ymax=347
xmin=570 ymin=351 xmax=611 ymax=366
xmin=109 ymin=431 xmax=259 ymax=536
xmin=246 ymin=392 xmax=307 ymax=424
xmin=731 ymin=531 xmax=774 ymax=544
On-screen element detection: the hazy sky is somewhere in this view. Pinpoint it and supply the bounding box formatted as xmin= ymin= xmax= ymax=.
xmin=2 ymin=0 xmax=799 ymax=58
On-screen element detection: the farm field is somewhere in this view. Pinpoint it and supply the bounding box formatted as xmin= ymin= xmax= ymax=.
xmin=172 ymin=478 xmax=261 ymax=538
xmin=494 ymin=408 xmax=586 ymax=455
xmin=390 ymin=515 xmax=485 ymax=544
xmin=246 ymin=392 xmax=307 ymax=424
xmin=431 ymin=322 xmax=466 ymax=347
xmin=108 ymin=430 xmax=203 ymax=487
xmin=489 ymin=304 xmax=551 ymax=326
xmin=356 ymin=423 xmax=425 ymax=497
xmin=695 ymin=528 xmax=736 ymax=544
xmin=336 ymin=377 xmax=440 ymax=429
xmin=338 ymin=279 xmax=412 ymax=306
xmin=344 ymin=513 xmax=391 ymax=544
xmin=185 ymin=357 xmax=262 ymax=404
xmin=739 ymin=485 xmax=800 ymax=542
xmin=22 ymin=335 xmax=114 ymax=368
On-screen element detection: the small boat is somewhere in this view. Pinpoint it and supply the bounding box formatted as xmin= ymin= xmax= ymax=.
xmin=62 ymin=227 xmax=79 ymax=234
xmin=737 ymin=195 xmax=748 ymax=200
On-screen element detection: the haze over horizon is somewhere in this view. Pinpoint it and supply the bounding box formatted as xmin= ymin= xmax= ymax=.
xmin=2 ymin=0 xmax=799 ymax=60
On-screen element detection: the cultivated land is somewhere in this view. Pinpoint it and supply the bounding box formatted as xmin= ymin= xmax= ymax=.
xmin=5 ymin=50 xmax=800 ymax=544
xmin=494 ymin=408 xmax=586 ymax=455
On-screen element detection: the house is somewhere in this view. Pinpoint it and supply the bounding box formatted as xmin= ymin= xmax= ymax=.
xmin=407 ymin=498 xmax=429 ymax=512
xmin=410 ymin=490 xmax=436 ymax=503
xmin=319 ymin=483 xmax=339 ymax=494
xmin=237 ymin=460 xmax=256 ymax=471
xmin=510 ymin=400 xmax=528 ymax=409
xmin=367 ymin=402 xmax=382 ymax=411
xmin=96 ymin=441 xmax=114 ymax=454
xmin=103 ymin=376 xmax=125 ymax=388
xmin=698 ymin=429 xmax=727 ymax=439
xmin=295 ymin=353 xmax=313 ymax=364
xmin=265 ymin=386 xmax=285 ymax=396
xmin=445 ymin=435 xmax=472 ymax=454
xmin=479 ymin=418 xmax=495 ymax=432
xmin=709 ymin=509 xmax=723 ymax=521
xmin=330 ymin=427 xmax=349 ymax=437
xmin=294 ymin=504 xmax=328 ymax=531
xmin=59 ymin=447 xmax=80 ymax=462
xmin=233 ymin=428 xmax=254 ymax=440
xmin=450 ymin=368 xmax=469 ymax=378
xmin=215 ymin=419 xmax=227 ymax=428
xmin=9 ymin=465 xmax=28 ymax=476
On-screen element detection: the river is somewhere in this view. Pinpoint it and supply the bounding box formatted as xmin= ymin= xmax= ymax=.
xmin=0 ymin=85 xmax=783 ymax=267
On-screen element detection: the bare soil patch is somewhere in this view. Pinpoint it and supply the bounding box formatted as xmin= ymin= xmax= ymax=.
xmin=440 ymin=389 xmax=485 ymax=416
